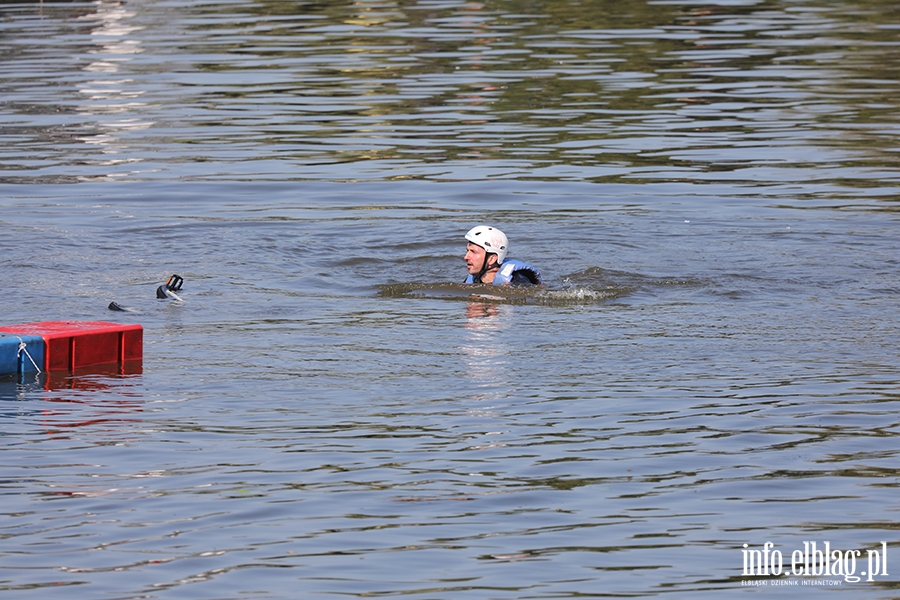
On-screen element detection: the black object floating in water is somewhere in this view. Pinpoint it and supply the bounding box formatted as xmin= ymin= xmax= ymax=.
xmin=110 ymin=275 xmax=185 ymax=311
xmin=166 ymin=274 xmax=183 ymax=291
xmin=157 ymin=274 xmax=184 ymax=299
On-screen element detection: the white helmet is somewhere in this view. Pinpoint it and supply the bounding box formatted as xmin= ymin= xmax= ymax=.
xmin=465 ymin=226 xmax=508 ymax=264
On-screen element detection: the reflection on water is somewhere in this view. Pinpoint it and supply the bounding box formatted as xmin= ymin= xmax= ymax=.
xmin=1 ymin=0 xmax=899 ymax=189
xmin=76 ymin=0 xmax=150 ymax=177
xmin=462 ymin=300 xmax=510 ymax=402
xmin=1 ymin=368 xmax=144 ymax=426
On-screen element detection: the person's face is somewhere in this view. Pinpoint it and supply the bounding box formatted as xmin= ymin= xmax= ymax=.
xmin=465 ymin=243 xmax=495 ymax=274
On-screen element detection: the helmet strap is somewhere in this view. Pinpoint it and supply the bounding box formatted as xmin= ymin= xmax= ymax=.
xmin=473 ymin=253 xmax=499 ymax=284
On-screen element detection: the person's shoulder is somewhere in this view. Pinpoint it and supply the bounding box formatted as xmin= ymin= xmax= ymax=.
xmin=502 ymin=259 xmax=542 ymax=286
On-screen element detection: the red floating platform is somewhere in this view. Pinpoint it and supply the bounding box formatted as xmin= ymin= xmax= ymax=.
xmin=0 ymin=321 xmax=142 ymax=373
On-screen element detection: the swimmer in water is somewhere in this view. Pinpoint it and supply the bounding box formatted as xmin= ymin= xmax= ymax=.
xmin=463 ymin=226 xmax=542 ymax=286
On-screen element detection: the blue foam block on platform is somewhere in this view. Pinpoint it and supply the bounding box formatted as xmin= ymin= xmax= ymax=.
xmin=0 ymin=333 xmax=45 ymax=376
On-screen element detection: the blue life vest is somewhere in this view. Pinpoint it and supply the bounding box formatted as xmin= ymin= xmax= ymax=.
xmin=465 ymin=259 xmax=542 ymax=286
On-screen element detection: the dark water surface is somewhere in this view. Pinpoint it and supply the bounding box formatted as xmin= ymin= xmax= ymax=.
xmin=2 ymin=0 xmax=900 ymax=598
